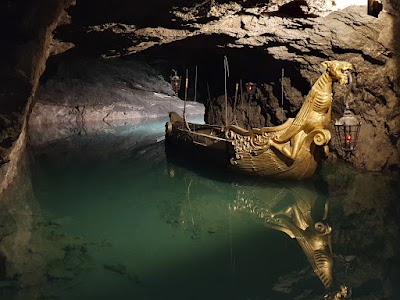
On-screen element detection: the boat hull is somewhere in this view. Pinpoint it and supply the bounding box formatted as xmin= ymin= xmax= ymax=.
xmin=165 ymin=112 xmax=327 ymax=180
xmin=231 ymin=145 xmax=320 ymax=180
xmin=165 ymin=120 xmax=234 ymax=171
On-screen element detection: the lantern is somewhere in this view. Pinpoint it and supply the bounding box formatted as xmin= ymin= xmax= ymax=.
xmin=334 ymin=108 xmax=362 ymax=160
xmin=245 ymin=82 xmax=257 ymax=96
xmin=170 ymin=70 xmax=181 ymax=94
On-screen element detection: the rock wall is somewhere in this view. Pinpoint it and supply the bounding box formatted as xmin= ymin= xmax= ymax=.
xmin=0 ymin=0 xmax=76 ymax=187
xmin=204 ymin=5 xmax=400 ymax=172
xmin=29 ymin=58 xmax=204 ymax=126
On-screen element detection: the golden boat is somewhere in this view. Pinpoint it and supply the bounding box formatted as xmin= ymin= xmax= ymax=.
xmin=165 ymin=61 xmax=354 ymax=180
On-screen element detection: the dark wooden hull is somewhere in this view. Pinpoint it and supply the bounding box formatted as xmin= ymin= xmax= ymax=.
xmin=165 ymin=119 xmax=234 ymax=170
xmin=165 ymin=112 xmax=327 ymax=180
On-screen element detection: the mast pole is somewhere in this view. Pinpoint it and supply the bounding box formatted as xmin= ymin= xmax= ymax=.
xmin=239 ymin=79 xmax=243 ymax=106
xmin=224 ymin=56 xmax=229 ymax=127
xmin=183 ymin=68 xmax=188 ymax=120
xmin=207 ymin=81 xmax=211 ymax=110
xmin=233 ymin=83 xmax=239 ymax=125
xmin=194 ymin=65 xmax=198 ymax=103
xmin=281 ymin=67 xmax=284 ymax=122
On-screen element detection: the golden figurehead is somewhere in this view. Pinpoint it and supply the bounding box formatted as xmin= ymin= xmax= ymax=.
xmin=225 ymin=60 xmax=354 ymax=179
xmin=268 ymin=60 xmax=354 ymax=159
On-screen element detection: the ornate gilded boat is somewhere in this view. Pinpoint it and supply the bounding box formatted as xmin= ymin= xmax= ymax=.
xmin=165 ymin=61 xmax=354 ymax=180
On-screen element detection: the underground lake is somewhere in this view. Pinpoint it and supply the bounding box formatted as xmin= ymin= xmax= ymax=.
xmin=0 ymin=117 xmax=399 ymax=300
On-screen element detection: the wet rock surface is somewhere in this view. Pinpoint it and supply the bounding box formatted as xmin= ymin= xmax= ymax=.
xmin=0 ymin=0 xmax=76 ymax=169
xmin=29 ymin=58 xmax=205 ymax=131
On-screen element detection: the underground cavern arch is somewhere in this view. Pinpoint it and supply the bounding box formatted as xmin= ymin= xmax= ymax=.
xmin=0 ymin=1 xmax=399 ymax=299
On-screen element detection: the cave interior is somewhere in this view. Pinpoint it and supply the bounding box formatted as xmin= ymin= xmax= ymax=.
xmin=0 ymin=0 xmax=400 ymax=299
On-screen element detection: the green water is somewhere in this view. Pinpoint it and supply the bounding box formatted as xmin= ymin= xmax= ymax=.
xmin=1 ymin=118 xmax=399 ymax=299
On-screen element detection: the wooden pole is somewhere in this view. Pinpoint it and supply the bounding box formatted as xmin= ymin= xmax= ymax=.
xmin=224 ymin=56 xmax=229 ymax=126
xmin=207 ymin=81 xmax=211 ymax=108
xmin=233 ymin=82 xmax=239 ymax=125
xmin=194 ymin=65 xmax=198 ymax=103
xmin=239 ymin=79 xmax=243 ymax=106
xmin=183 ymin=68 xmax=188 ymax=119
xmin=281 ymin=68 xmax=284 ymax=122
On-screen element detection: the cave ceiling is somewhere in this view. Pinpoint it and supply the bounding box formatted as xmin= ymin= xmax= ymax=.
xmin=53 ymin=0 xmax=375 ymax=61
xmin=46 ymin=0 xmax=392 ymax=99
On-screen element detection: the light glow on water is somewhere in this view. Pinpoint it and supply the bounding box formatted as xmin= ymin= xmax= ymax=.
xmin=24 ymin=118 xmax=309 ymax=300
xmin=1 ymin=117 xmax=399 ymax=300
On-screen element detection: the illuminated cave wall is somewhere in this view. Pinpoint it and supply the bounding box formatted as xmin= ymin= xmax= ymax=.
xmin=0 ymin=0 xmax=399 ymax=177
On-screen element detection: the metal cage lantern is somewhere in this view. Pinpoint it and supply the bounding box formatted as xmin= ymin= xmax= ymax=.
xmin=170 ymin=70 xmax=181 ymax=94
xmin=245 ymin=82 xmax=257 ymax=96
xmin=334 ymin=108 xmax=362 ymax=160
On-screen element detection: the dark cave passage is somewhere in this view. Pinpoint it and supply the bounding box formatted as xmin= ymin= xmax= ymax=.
xmin=133 ymin=34 xmax=310 ymax=109
xmin=40 ymin=29 xmax=311 ymax=127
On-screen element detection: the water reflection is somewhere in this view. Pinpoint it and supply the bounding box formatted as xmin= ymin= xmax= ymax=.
xmin=0 ymin=119 xmax=397 ymax=299
xmin=231 ymin=182 xmax=333 ymax=289
xmin=167 ymin=150 xmax=400 ymax=299
xmin=166 ymin=160 xmax=335 ymax=292
xmin=0 ymin=153 xmax=94 ymax=299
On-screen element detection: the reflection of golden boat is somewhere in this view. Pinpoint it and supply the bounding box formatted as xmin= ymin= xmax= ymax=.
xmin=232 ymin=182 xmax=333 ymax=288
xmin=166 ymin=61 xmax=353 ymax=180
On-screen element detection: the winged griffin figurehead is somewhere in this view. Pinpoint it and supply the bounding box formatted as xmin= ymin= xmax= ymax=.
xmin=269 ymin=60 xmax=354 ymax=160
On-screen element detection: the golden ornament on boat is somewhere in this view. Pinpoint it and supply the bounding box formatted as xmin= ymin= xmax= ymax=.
xmin=166 ymin=60 xmax=354 ymax=180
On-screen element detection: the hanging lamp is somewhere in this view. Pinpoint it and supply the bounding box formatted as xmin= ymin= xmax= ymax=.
xmin=334 ymin=105 xmax=362 ymax=160
xmin=245 ymin=82 xmax=257 ymax=96
xmin=334 ymin=70 xmax=362 ymax=160
xmin=170 ymin=69 xmax=181 ymax=94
